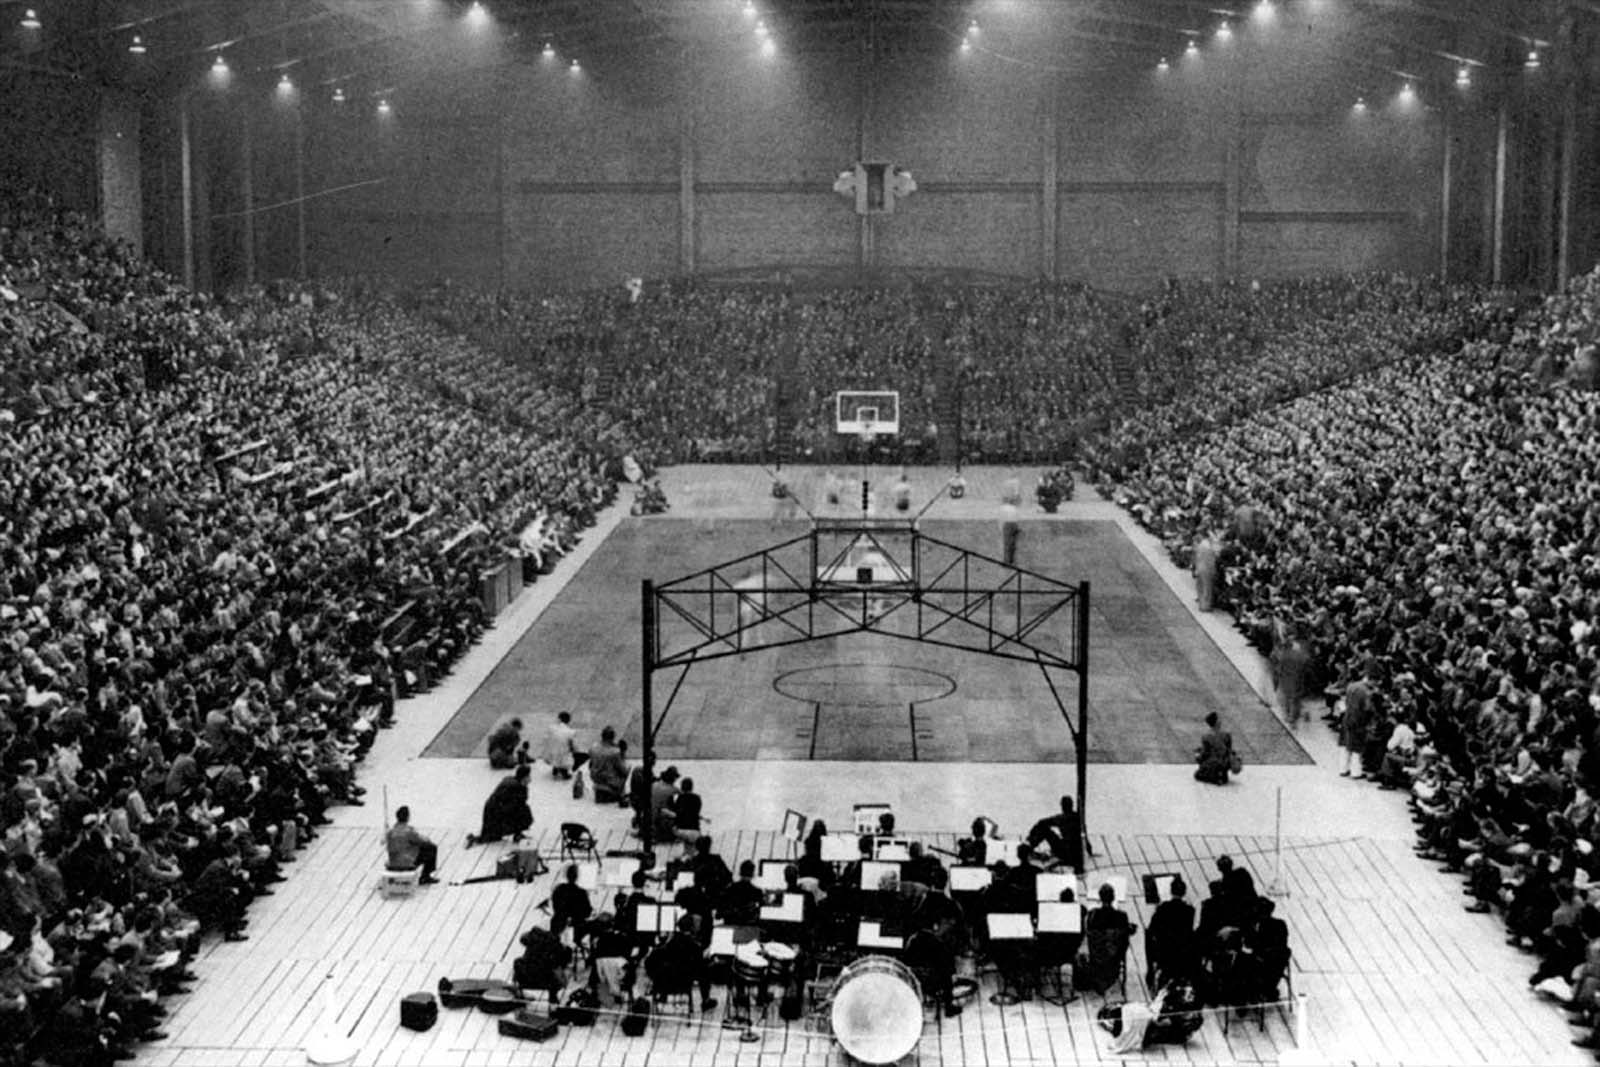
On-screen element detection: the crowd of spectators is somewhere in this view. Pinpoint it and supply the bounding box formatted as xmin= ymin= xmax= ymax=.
xmin=1101 ymin=264 xmax=1600 ymax=1050
xmin=0 ymin=203 xmax=641 ymax=1065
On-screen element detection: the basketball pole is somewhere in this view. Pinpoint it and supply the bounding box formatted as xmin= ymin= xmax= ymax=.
xmin=640 ymin=579 xmax=655 ymax=853
xmin=1076 ymin=579 xmax=1092 ymax=860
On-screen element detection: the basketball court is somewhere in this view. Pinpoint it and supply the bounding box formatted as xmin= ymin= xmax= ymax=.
xmin=429 ymin=517 xmax=1309 ymax=768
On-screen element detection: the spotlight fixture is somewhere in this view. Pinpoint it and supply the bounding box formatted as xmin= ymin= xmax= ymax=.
xmin=277 ymin=72 xmax=294 ymax=94
xmin=20 ymin=9 xmax=41 ymax=30
xmin=569 ymin=57 xmax=581 ymax=73
xmin=1399 ymin=81 xmax=1415 ymax=101
xmin=1455 ymin=65 xmax=1471 ymax=88
xmin=542 ymin=40 xmax=554 ymax=58
xmin=1185 ymin=38 xmax=1199 ymax=56
xmin=128 ymin=34 xmax=147 ymax=55
xmin=1157 ymin=57 xmax=1169 ymax=72
xmin=333 ymin=87 xmax=346 ymax=103
xmin=1353 ymin=96 xmax=1367 ymax=112
xmin=377 ymin=98 xmax=392 ymax=115
xmin=1525 ymin=48 xmax=1541 ymax=69
xmin=1216 ymin=20 xmax=1232 ymax=40
xmin=212 ymin=53 xmax=228 ymax=72
xmin=967 ymin=19 xmax=980 ymax=35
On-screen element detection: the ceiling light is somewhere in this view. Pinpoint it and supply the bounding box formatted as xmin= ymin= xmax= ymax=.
xmin=20 ymin=9 xmax=40 ymax=30
xmin=129 ymin=35 xmax=147 ymax=55
xmin=333 ymin=87 xmax=346 ymax=103
xmin=212 ymin=53 xmax=228 ymax=72
xmin=1399 ymin=81 xmax=1415 ymax=101
xmin=1216 ymin=20 xmax=1232 ymax=40
xmin=1185 ymin=38 xmax=1199 ymax=56
xmin=466 ymin=1 xmax=488 ymax=27
xmin=742 ymin=0 xmax=756 ymax=18
xmin=1455 ymin=66 xmax=1471 ymax=88
xmin=1254 ymin=0 xmax=1275 ymax=20
xmin=1157 ymin=57 xmax=1170 ymax=72
xmin=277 ymin=72 xmax=294 ymax=93
xmin=967 ymin=19 xmax=980 ymax=36
xmin=569 ymin=58 xmax=581 ymax=73
xmin=377 ymin=98 xmax=392 ymax=115
xmin=760 ymin=36 xmax=776 ymax=58
xmin=755 ymin=19 xmax=768 ymax=37
xmin=1353 ymin=96 xmax=1367 ymax=112
xmin=1525 ymin=49 xmax=1541 ymax=70
xmin=542 ymin=41 xmax=555 ymax=58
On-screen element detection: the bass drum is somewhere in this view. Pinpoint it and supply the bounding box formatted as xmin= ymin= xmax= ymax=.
xmin=830 ymin=955 xmax=924 ymax=1065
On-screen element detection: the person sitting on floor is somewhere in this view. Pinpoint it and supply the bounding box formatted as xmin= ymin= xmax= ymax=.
xmin=512 ymin=920 xmax=572 ymax=1000
xmin=486 ymin=718 xmax=527 ymax=770
xmin=1027 ymin=795 xmax=1085 ymax=874
xmin=466 ymin=765 xmax=533 ymax=848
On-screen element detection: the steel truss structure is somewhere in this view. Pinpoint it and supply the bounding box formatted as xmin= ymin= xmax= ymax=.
xmin=641 ymin=519 xmax=1091 ymax=851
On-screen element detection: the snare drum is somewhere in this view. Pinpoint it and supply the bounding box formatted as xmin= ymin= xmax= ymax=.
xmin=830 ymin=956 xmax=924 ymax=1065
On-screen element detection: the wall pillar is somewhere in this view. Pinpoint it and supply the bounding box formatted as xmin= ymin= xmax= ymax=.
xmin=1221 ymin=114 xmax=1242 ymax=280
xmin=178 ymin=96 xmax=195 ymax=289
xmin=293 ymin=102 xmax=307 ymax=279
xmin=1557 ymin=82 xmax=1576 ymax=290
xmin=1439 ymin=110 xmax=1453 ymax=279
xmin=1040 ymin=79 xmax=1059 ymax=281
xmin=240 ymin=108 xmax=256 ymax=287
xmin=1492 ymin=101 xmax=1508 ymax=286
xmin=679 ymin=75 xmax=697 ymax=276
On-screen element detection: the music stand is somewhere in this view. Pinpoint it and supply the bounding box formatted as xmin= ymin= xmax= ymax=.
xmin=821 ymin=832 xmax=862 ymax=863
xmin=1142 ymin=873 xmax=1180 ymax=905
xmin=853 ymin=803 xmax=892 ymax=835
xmin=874 ymin=838 xmax=911 ymax=862
xmin=759 ymin=891 xmax=806 ymax=924
xmin=859 ymin=860 xmax=902 ymax=892
xmin=986 ymin=913 xmax=1034 ymax=1006
xmin=948 ymin=865 xmax=992 ymax=893
xmin=781 ymin=809 xmax=808 ymax=851
xmin=756 ymin=859 xmax=789 ymax=891
xmin=856 ymin=920 xmax=904 ymax=950
xmin=1036 ymin=872 xmax=1080 ymax=903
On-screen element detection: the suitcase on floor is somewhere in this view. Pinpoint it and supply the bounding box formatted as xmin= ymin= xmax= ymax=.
xmin=621 ymin=996 xmax=651 ymax=1037
xmin=498 ymin=1008 xmax=559 ymax=1042
xmin=399 ymin=992 xmax=438 ymax=1032
xmin=437 ymin=976 xmax=517 ymax=1009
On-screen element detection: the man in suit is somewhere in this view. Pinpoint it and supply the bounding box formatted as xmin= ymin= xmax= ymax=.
xmin=1145 ymin=876 xmax=1196 ymax=989
xmin=385 ymin=805 xmax=438 ymax=884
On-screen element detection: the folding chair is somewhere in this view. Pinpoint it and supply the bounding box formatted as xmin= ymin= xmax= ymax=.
xmin=560 ymin=822 xmax=599 ymax=864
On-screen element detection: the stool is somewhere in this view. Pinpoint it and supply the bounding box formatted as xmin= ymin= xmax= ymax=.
xmin=378 ymin=867 xmax=421 ymax=899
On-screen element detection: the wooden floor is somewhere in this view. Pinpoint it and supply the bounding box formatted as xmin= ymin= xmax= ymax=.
xmin=134 ymin=467 xmax=1588 ymax=1067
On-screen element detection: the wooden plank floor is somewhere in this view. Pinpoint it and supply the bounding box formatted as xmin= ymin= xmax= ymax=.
xmin=144 ymin=821 xmax=1584 ymax=1067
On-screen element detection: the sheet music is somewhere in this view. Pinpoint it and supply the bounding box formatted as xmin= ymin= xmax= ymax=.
xmin=1036 ymin=872 xmax=1080 ymax=902
xmin=859 ymin=860 xmax=902 ymax=891
xmin=948 ymin=865 xmax=992 ymax=892
xmin=757 ymin=859 xmax=789 ymax=891
xmin=821 ymin=832 xmax=862 ymax=862
xmin=759 ymin=892 xmax=806 ymax=923
xmin=1037 ymin=902 xmax=1083 ymax=934
xmin=857 ymin=921 xmax=904 ymax=949
xmin=987 ymin=912 xmax=1034 ymax=940
xmin=874 ymin=838 xmax=911 ymax=862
